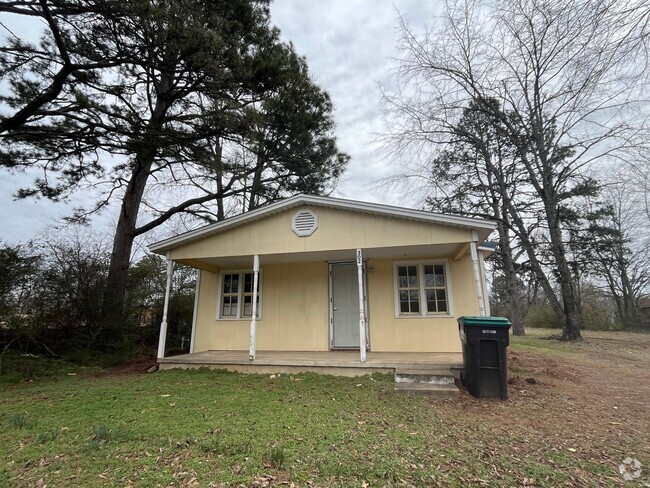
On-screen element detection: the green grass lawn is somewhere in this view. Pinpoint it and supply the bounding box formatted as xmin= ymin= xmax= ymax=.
xmin=1 ymin=330 xmax=649 ymax=487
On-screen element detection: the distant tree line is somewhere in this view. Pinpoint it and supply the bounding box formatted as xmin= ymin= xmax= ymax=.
xmin=0 ymin=232 xmax=195 ymax=364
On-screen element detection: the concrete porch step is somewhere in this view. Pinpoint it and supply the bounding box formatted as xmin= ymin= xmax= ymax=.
xmin=394 ymin=368 xmax=456 ymax=385
xmin=393 ymin=382 xmax=459 ymax=397
xmin=394 ymin=367 xmax=459 ymax=397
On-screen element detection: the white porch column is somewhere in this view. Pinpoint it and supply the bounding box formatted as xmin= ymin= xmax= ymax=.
xmin=189 ymin=269 xmax=201 ymax=354
xmin=478 ymin=252 xmax=491 ymax=316
xmin=249 ymin=254 xmax=260 ymax=360
xmin=356 ymin=248 xmax=367 ymax=362
xmin=157 ymin=251 xmax=175 ymax=360
xmin=469 ymin=230 xmax=487 ymax=317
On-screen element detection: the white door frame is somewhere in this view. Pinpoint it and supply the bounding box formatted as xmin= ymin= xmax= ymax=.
xmin=328 ymin=261 xmax=370 ymax=350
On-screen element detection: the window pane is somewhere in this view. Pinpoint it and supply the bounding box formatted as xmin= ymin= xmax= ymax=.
xmin=436 ymin=289 xmax=446 ymax=301
xmin=230 ymin=274 xmax=239 ymax=293
xmin=425 ymin=289 xmax=434 ymax=312
xmin=244 ymin=273 xmax=252 ymax=293
xmin=222 ymin=296 xmax=237 ymax=317
xmin=408 ymin=265 xmax=417 ymax=276
xmin=400 ymin=301 xmax=409 ymax=313
xmin=399 ymin=290 xmax=408 ymax=302
xmin=438 ymin=301 xmax=447 ymax=313
xmin=409 ymin=290 xmax=420 ymax=313
xmin=399 ymin=276 xmax=408 ymax=288
xmin=434 ymin=265 xmax=445 ymax=286
xmin=408 ymin=274 xmax=418 ymax=287
xmin=223 ymin=274 xmax=232 ymax=293
xmin=398 ymin=266 xmax=407 ymax=277
xmin=423 ymin=265 xmax=434 ymax=287
xmin=243 ymin=296 xmax=252 ymax=317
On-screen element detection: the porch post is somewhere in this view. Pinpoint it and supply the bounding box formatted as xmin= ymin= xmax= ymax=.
xmin=189 ymin=269 xmax=201 ymax=354
xmin=157 ymin=251 xmax=175 ymax=360
xmin=249 ymin=254 xmax=260 ymax=360
xmin=469 ymin=230 xmax=487 ymax=317
xmin=356 ymin=248 xmax=367 ymax=362
xmin=478 ymin=252 xmax=491 ymax=316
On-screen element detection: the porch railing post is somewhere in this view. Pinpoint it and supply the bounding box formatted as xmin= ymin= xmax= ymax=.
xmin=157 ymin=251 xmax=175 ymax=360
xmin=356 ymin=248 xmax=367 ymax=362
xmin=249 ymin=254 xmax=260 ymax=360
xmin=469 ymin=231 xmax=487 ymax=317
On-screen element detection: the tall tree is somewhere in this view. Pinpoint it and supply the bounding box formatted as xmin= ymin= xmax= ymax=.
xmin=1 ymin=0 xmax=348 ymax=333
xmin=577 ymin=177 xmax=650 ymax=325
xmin=425 ymin=99 xmax=528 ymax=335
xmin=384 ymin=0 xmax=650 ymax=340
xmin=242 ymin=44 xmax=348 ymax=211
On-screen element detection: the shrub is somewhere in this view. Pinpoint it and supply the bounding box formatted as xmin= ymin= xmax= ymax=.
xmin=524 ymin=304 xmax=562 ymax=329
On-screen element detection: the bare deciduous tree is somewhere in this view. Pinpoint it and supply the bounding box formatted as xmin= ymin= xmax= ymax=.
xmin=384 ymin=0 xmax=650 ymax=340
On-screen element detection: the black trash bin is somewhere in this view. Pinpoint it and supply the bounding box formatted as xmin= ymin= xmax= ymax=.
xmin=458 ymin=316 xmax=511 ymax=400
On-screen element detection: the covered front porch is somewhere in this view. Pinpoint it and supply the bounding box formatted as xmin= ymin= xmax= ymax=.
xmin=158 ymin=350 xmax=464 ymax=377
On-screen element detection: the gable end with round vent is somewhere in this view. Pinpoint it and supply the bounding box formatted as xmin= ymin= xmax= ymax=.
xmin=291 ymin=209 xmax=319 ymax=237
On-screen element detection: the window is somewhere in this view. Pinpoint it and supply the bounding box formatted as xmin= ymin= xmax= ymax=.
xmin=394 ymin=261 xmax=452 ymax=317
xmin=218 ymin=270 xmax=261 ymax=319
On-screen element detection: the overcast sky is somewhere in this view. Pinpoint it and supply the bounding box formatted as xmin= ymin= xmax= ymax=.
xmin=0 ymin=1 xmax=439 ymax=245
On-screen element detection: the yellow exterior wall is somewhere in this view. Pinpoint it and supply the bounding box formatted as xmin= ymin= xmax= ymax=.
xmin=192 ymin=254 xmax=479 ymax=354
xmin=171 ymin=206 xmax=473 ymax=260
xmin=193 ymin=262 xmax=330 ymax=352
xmin=366 ymin=255 xmax=478 ymax=353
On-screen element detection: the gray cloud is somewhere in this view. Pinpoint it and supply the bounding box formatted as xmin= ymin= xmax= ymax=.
xmin=271 ymin=1 xmax=439 ymax=205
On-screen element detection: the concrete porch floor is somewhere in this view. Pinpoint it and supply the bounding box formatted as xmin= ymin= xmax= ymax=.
xmin=158 ymin=350 xmax=463 ymax=376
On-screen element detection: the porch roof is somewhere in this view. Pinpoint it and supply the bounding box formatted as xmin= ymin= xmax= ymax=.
xmin=149 ymin=194 xmax=496 ymax=255
xmin=172 ymin=242 xmax=496 ymax=271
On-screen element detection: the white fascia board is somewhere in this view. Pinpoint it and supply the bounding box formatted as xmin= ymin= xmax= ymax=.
xmin=149 ymin=194 xmax=305 ymax=254
xmin=148 ymin=194 xmax=497 ymax=254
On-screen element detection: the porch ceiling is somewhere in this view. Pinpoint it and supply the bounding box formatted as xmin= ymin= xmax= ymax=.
xmin=176 ymin=243 xmax=461 ymax=270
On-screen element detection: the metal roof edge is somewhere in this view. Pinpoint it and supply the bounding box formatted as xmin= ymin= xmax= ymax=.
xmin=148 ymin=194 xmax=497 ymax=254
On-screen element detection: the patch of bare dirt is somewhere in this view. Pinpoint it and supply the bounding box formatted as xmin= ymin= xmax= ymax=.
xmin=437 ymin=331 xmax=650 ymax=486
xmin=93 ymin=354 xmax=158 ymax=377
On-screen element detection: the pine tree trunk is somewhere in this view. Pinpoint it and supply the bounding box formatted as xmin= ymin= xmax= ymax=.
xmin=100 ymin=154 xmax=154 ymax=341
xmin=213 ymin=138 xmax=225 ymax=221
xmin=99 ymin=73 xmax=172 ymax=342
xmin=247 ymin=153 xmax=265 ymax=212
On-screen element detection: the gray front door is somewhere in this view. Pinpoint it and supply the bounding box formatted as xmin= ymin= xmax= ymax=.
xmin=331 ymin=263 xmax=362 ymax=349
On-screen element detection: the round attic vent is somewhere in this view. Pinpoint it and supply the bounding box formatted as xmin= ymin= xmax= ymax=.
xmin=291 ymin=209 xmax=318 ymax=236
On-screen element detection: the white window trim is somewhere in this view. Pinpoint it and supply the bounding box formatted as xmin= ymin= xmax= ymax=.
xmin=216 ymin=269 xmax=263 ymax=321
xmin=393 ymin=260 xmax=454 ymax=319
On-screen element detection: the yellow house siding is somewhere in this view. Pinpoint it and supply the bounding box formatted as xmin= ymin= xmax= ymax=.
xmin=192 ymin=262 xmax=330 ymax=353
xmin=170 ymin=206 xmax=473 ymax=260
xmin=192 ymin=254 xmax=479 ymax=354
xmin=366 ymin=255 xmax=479 ymax=353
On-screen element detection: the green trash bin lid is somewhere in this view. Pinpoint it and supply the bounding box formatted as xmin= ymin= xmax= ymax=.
xmin=457 ymin=316 xmax=511 ymax=327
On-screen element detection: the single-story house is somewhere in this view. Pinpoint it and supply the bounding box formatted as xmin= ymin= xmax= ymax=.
xmin=149 ymin=194 xmax=496 ymax=385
